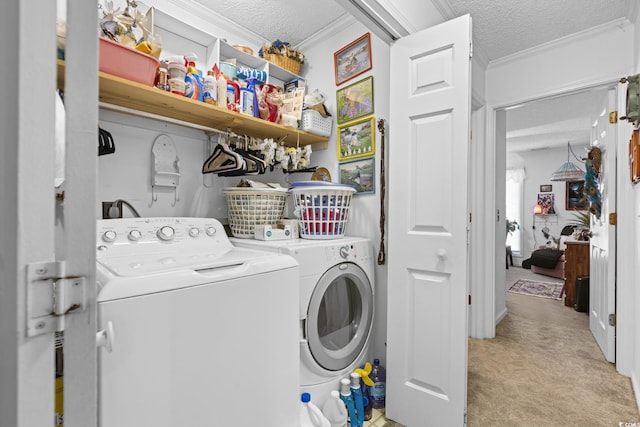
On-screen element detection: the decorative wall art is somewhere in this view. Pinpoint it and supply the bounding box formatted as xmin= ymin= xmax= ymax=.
xmin=566 ymin=181 xmax=588 ymax=210
xmin=337 ymin=116 xmax=375 ymax=161
xmin=336 ymin=76 xmax=374 ymax=125
xmin=537 ymin=193 xmax=555 ymax=214
xmin=334 ymin=32 xmax=372 ymax=86
xmin=540 ymin=184 xmax=552 ymax=192
xmin=339 ymin=157 xmax=375 ymax=195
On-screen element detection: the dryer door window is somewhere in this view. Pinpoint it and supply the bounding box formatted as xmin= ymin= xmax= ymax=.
xmin=306 ymin=262 xmax=373 ymax=371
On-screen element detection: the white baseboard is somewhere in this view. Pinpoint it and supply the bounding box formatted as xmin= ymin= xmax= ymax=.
xmin=632 ymin=370 xmax=640 ymax=416
xmin=495 ymin=307 xmax=508 ymax=325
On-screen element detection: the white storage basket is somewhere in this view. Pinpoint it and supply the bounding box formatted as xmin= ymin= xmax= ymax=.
xmin=224 ymin=187 xmax=288 ymax=238
xmin=301 ymin=109 xmax=332 ymax=137
xmin=290 ymin=184 xmax=356 ymax=239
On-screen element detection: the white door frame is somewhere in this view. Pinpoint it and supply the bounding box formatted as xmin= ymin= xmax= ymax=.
xmin=477 ymin=79 xmax=633 ymax=374
xmin=0 ymin=1 xmax=99 ymax=426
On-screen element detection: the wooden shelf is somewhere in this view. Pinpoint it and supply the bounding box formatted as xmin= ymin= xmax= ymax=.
xmin=57 ymin=60 xmax=328 ymax=149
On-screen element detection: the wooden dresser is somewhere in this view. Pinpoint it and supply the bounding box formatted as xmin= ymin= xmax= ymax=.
xmin=563 ymin=241 xmax=590 ymax=307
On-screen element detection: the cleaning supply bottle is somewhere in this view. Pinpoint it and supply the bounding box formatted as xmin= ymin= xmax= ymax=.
xmin=300 ymin=393 xmax=331 ymax=427
xmin=350 ymin=372 xmax=365 ymax=427
xmin=216 ymin=70 xmax=227 ymax=109
xmin=202 ymin=70 xmax=218 ymax=105
xmin=370 ymin=358 xmax=386 ymax=410
xmin=339 ymin=379 xmax=358 ymax=427
xmin=183 ymin=54 xmax=203 ymax=101
xmin=362 ymin=384 xmax=372 ymax=421
xmin=322 ymin=390 xmax=348 ymax=427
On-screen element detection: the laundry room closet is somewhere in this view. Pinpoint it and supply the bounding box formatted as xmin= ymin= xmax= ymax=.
xmin=76 ymin=0 xmax=392 ymax=367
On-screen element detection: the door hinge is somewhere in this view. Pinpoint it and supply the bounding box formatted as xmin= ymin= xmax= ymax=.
xmin=469 ymin=41 xmax=473 ymax=59
xmin=468 ymin=295 xmax=471 ymax=305
xmin=609 ymin=111 xmax=618 ymax=124
xmin=609 ymin=212 xmax=617 ymax=225
xmin=609 ymin=313 xmax=617 ymax=327
xmin=27 ymin=261 xmax=87 ymax=337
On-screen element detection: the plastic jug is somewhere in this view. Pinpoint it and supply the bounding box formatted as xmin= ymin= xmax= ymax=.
xmin=322 ymin=390 xmax=348 ymax=427
xmin=300 ymin=393 xmax=331 ymax=427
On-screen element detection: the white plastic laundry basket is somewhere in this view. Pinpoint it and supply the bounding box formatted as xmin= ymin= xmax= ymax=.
xmin=290 ymin=183 xmax=356 ymax=239
xmin=224 ymin=187 xmax=288 ymax=238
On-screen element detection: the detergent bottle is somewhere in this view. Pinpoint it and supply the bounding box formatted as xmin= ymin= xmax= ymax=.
xmin=226 ymin=80 xmax=240 ymax=111
xmin=300 ymin=393 xmax=331 ymax=427
xmin=339 ymin=379 xmax=358 ymax=427
xmin=202 ymin=70 xmax=217 ymax=105
xmin=183 ymin=54 xmax=203 ymax=101
xmin=322 ymin=390 xmax=348 ymax=427
xmin=350 ymin=372 xmax=365 ymax=427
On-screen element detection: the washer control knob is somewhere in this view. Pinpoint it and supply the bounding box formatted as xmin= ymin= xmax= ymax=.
xmin=189 ymin=227 xmax=200 ymax=238
xmin=205 ymin=227 xmax=217 ymax=236
xmin=157 ymin=226 xmax=175 ymax=241
xmin=128 ymin=230 xmax=142 ymax=241
xmin=339 ymin=245 xmax=350 ymax=259
xmin=102 ymin=230 xmax=117 ymax=242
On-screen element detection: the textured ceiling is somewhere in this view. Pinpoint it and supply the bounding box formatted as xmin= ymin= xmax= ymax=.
xmin=506 ymin=88 xmax=609 ymax=153
xmin=444 ymin=0 xmax=631 ymax=61
xmin=193 ymin=0 xmax=346 ymax=46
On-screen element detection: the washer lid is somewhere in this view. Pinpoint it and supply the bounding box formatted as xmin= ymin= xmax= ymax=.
xmin=97 ymin=247 xmax=297 ymax=302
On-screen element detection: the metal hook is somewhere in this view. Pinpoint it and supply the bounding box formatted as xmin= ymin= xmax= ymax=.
xmin=171 ymin=187 xmax=179 ymax=207
xmin=149 ymin=187 xmax=158 ymax=207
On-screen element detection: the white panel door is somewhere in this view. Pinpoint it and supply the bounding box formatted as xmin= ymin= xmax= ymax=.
xmin=589 ymin=87 xmax=617 ymax=363
xmin=386 ymin=15 xmax=471 ymax=426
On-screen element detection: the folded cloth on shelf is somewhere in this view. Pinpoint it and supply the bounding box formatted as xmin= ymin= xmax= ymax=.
xmin=530 ymin=248 xmax=564 ymax=269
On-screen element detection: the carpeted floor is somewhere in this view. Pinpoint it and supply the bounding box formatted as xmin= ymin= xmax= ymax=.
xmin=467 ymin=267 xmax=640 ymax=426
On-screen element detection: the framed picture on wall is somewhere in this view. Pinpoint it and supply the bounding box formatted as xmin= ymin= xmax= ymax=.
xmin=566 ymin=181 xmax=588 ymax=210
xmin=540 ymin=184 xmax=552 ymax=192
xmin=339 ymin=157 xmax=375 ymax=194
xmin=334 ymin=32 xmax=372 ymax=86
xmin=337 ymin=116 xmax=375 ymax=161
xmin=336 ymin=76 xmax=374 ymax=125
xmin=537 ymin=193 xmax=555 ymax=214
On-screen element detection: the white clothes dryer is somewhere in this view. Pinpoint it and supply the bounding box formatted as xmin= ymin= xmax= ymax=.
xmin=231 ymin=236 xmax=375 ymax=406
xmin=96 ymin=217 xmax=300 ymax=427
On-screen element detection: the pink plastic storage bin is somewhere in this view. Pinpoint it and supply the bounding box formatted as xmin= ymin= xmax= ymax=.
xmin=99 ymin=37 xmax=159 ymax=86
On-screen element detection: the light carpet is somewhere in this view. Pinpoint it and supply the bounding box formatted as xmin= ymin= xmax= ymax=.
xmin=508 ymin=278 xmax=563 ymax=299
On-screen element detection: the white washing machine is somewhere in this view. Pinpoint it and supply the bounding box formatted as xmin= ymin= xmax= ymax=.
xmin=96 ymin=217 xmax=300 ymax=427
xmin=231 ymin=236 xmax=375 ymax=407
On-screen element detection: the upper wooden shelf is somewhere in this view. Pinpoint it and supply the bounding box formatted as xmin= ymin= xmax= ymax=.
xmin=57 ymin=60 xmax=328 ymax=149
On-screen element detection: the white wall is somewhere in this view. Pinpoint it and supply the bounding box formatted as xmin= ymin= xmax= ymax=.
xmin=487 ymin=19 xmax=635 ymax=107
xmin=511 ymin=146 xmax=581 ymax=262
xmin=631 ymin=3 xmax=640 ymax=412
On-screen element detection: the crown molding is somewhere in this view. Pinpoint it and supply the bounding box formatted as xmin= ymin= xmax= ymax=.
xmin=430 ymin=0 xmax=456 ymax=20
xmin=488 ymin=17 xmax=631 ymax=68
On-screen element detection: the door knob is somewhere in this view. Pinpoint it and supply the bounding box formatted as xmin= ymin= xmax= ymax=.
xmin=437 ymin=249 xmax=448 ymax=260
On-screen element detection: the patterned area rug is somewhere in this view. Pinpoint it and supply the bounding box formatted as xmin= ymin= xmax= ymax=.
xmin=508 ymin=279 xmax=563 ymax=300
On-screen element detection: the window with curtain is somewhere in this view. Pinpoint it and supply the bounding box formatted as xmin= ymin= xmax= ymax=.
xmin=506 ymin=168 xmax=525 ymax=253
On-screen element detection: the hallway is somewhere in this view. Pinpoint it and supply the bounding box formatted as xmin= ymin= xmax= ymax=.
xmin=466 ymin=267 xmax=639 ymax=426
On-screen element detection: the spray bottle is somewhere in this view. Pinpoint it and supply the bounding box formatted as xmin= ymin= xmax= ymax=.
xmin=350 ymin=372 xmax=364 ymax=427
xmin=183 ymin=54 xmax=203 ymax=101
xmin=339 ymin=378 xmax=358 ymax=427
